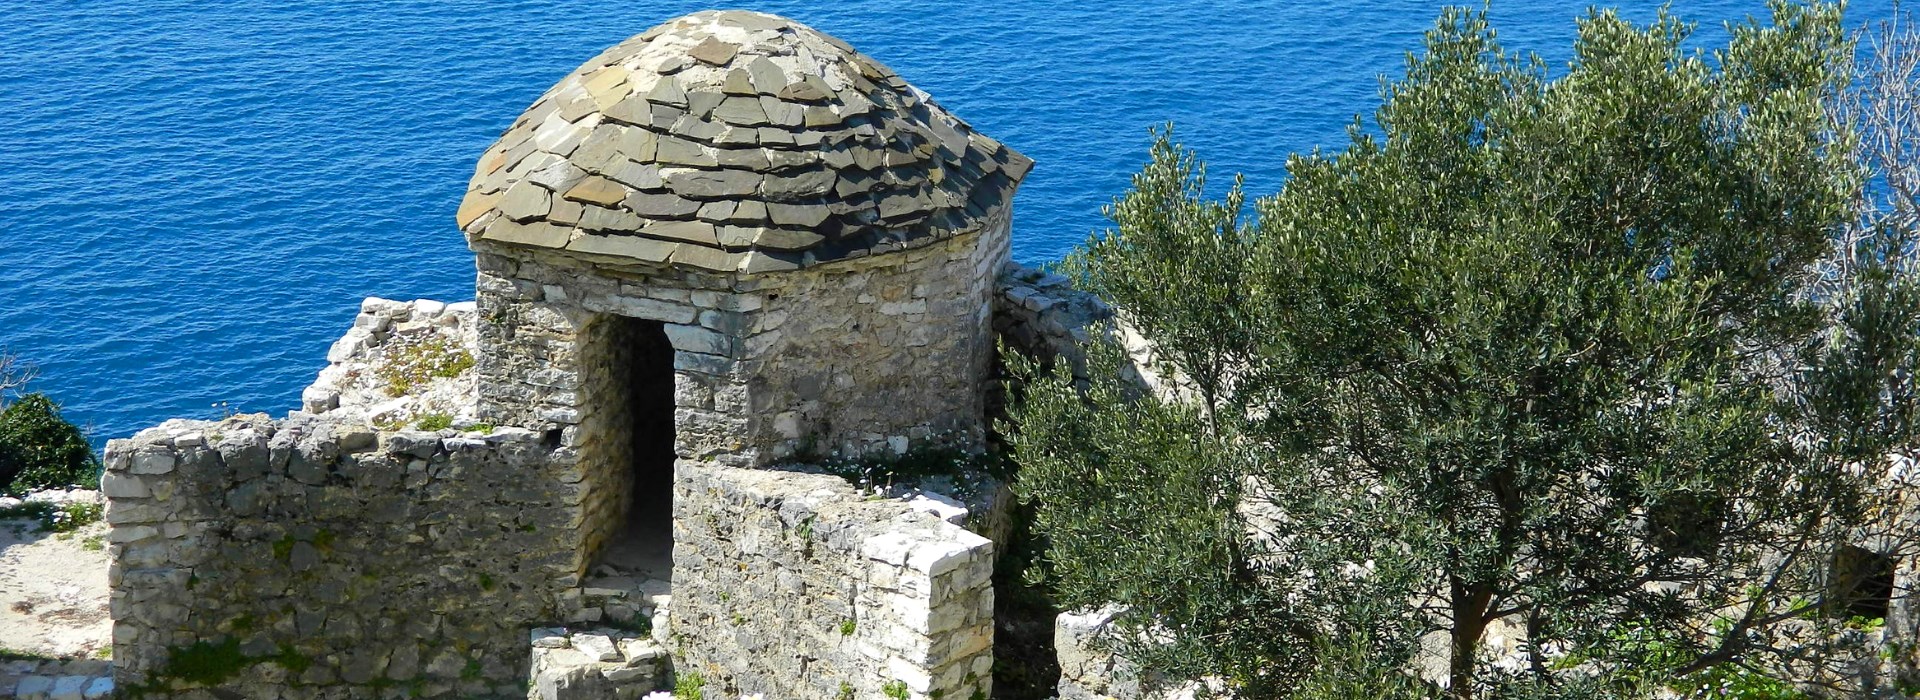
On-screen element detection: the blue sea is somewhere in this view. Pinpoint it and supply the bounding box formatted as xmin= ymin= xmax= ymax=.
xmin=0 ymin=0 xmax=1894 ymax=443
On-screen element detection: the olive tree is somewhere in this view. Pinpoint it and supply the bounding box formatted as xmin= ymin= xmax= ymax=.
xmin=1008 ymin=2 xmax=1920 ymax=697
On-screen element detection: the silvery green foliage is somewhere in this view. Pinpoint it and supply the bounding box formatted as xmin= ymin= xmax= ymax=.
xmin=1009 ymin=2 xmax=1920 ymax=698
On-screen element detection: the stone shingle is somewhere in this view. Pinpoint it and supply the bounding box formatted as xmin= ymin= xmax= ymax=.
xmin=665 ymin=169 xmax=761 ymax=199
xmin=564 ymin=176 xmax=627 ymax=207
xmin=626 ymin=192 xmax=701 ymax=219
xmin=688 ymin=37 xmax=739 ymax=66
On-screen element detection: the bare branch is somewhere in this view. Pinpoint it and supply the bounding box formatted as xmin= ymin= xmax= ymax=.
xmin=0 ymin=350 xmax=38 ymax=399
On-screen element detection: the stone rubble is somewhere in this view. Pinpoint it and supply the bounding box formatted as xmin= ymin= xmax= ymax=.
xmin=301 ymin=297 xmax=480 ymax=429
xmin=0 ymin=488 xmax=101 ymax=510
xmin=1054 ymin=607 xmax=1209 ymax=700
xmin=993 ymin=261 xmax=1192 ymax=402
xmin=527 ymin=626 xmax=670 ymax=699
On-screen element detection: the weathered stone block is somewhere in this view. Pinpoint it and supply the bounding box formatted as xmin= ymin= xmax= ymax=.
xmin=99 ymin=472 xmax=149 ymax=499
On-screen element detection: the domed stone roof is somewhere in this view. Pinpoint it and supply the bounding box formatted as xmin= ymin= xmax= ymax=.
xmin=457 ymin=10 xmax=1032 ymax=274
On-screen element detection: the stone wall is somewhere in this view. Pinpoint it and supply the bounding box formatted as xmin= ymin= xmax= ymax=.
xmin=669 ymin=463 xmax=995 ymax=700
xmin=751 ymin=208 xmax=1008 ymax=458
xmin=103 ymin=415 xmax=586 ymax=699
xmin=472 ymin=208 xmax=1007 ymax=469
xmin=573 ymin=313 xmax=644 ymax=568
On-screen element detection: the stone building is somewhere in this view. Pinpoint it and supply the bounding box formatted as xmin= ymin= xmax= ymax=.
xmin=456 ymin=8 xmax=1029 ymax=581
xmin=99 ymin=10 xmax=1028 ymax=700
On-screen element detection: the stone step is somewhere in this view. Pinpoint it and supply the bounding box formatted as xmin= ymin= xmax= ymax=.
xmin=561 ymin=575 xmax=672 ymax=632
xmin=528 ymin=627 xmax=671 ymax=700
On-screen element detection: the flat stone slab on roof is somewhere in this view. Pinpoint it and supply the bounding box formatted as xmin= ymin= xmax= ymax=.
xmin=459 ymin=10 xmax=1031 ymax=274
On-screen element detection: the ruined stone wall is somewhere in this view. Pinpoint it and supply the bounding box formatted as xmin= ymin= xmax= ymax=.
xmin=103 ymin=415 xmax=585 ymax=699
xmin=993 ymin=262 xmax=1107 ymax=371
xmin=669 ymin=464 xmax=995 ymax=700
xmin=993 ymin=261 xmax=1187 ymax=408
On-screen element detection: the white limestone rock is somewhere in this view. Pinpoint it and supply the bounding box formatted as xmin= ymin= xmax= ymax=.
xmin=571 ymin=632 xmax=620 ymax=662
xmin=13 ymin=676 xmax=53 ymax=700
xmin=300 ymin=297 xmax=480 ymax=431
xmin=47 ymin=676 xmax=88 ymax=700
xmin=83 ymin=677 xmax=113 ymax=699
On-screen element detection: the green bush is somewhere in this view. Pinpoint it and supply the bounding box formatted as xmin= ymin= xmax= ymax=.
xmin=673 ymin=670 xmax=706 ymax=700
xmin=414 ymin=413 xmax=454 ymax=431
xmin=0 ymin=393 xmax=97 ymax=495
xmin=881 ymin=680 xmax=911 ymax=700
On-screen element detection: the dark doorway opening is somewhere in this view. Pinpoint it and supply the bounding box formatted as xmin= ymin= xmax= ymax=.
xmin=597 ymin=315 xmax=677 ymax=582
xmin=1829 ymin=545 xmax=1898 ymax=621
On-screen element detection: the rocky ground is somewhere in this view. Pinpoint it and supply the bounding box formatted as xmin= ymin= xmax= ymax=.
xmin=0 ymin=490 xmax=113 ymax=698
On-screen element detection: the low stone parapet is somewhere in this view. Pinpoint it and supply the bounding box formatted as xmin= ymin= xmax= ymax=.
xmin=671 ymin=464 xmax=995 ymax=700
xmin=102 ymin=414 xmax=586 ymax=698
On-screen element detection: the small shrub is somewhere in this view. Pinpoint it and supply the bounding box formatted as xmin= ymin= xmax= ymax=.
xmin=882 ymin=680 xmax=911 ymax=700
xmin=673 ymin=670 xmax=706 ymax=700
xmin=375 ymin=335 xmax=474 ymax=397
xmin=606 ymin=612 xmax=652 ymax=636
xmin=414 ymin=413 xmax=453 ymax=431
xmin=1677 ymin=662 xmax=1814 ymax=700
xmin=0 ymin=394 xmax=97 ymax=495
xmin=0 ymin=500 xmax=53 ymax=522
xmin=46 ymin=501 xmax=101 ymax=533
xmin=0 ymin=647 xmax=55 ymax=662
xmin=271 ymin=644 xmax=311 ymax=673
xmin=837 ymin=682 xmax=855 ymax=700
xmin=839 ymin=618 xmax=856 ymax=636
xmin=157 ymin=637 xmax=249 ymax=686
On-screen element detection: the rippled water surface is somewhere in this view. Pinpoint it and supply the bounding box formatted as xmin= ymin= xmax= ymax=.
xmin=0 ymin=0 xmax=1893 ymax=441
